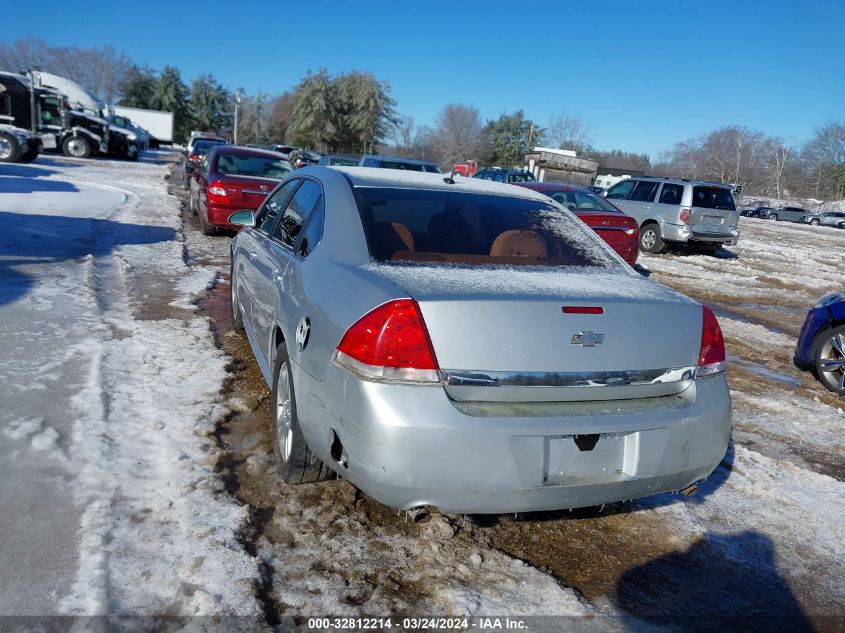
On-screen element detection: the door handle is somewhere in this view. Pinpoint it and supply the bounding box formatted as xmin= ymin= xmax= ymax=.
xmin=642 ymin=205 xmax=651 ymax=210
xmin=248 ymin=251 xmax=258 ymax=261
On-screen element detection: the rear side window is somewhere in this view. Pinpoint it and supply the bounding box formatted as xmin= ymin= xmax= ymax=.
xmin=256 ymin=179 xmax=299 ymax=234
xmin=606 ymin=180 xmax=635 ymax=200
xmin=275 ymin=180 xmax=322 ymax=247
xmin=546 ymin=190 xmax=620 ymax=213
xmin=692 ymin=187 xmax=736 ymax=211
xmin=297 ymin=196 xmax=324 ymax=257
xmin=216 ymin=153 xmax=291 ymax=179
xmin=630 ymin=181 xmax=659 ymax=202
xmin=658 ymin=183 xmax=684 ymax=205
xmin=354 ymin=187 xmax=620 ymax=269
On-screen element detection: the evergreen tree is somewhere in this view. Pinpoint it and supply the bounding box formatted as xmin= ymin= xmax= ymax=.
xmin=152 ymin=65 xmax=191 ymax=142
xmin=287 ymin=69 xmax=338 ymax=150
xmin=189 ymin=74 xmax=231 ymax=133
xmin=118 ymin=65 xmax=158 ymax=109
xmin=483 ymin=110 xmax=541 ymax=167
xmin=335 ymin=71 xmax=397 ymax=154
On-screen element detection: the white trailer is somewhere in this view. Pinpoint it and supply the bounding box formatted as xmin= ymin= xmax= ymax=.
xmin=111 ymin=105 xmax=174 ymax=144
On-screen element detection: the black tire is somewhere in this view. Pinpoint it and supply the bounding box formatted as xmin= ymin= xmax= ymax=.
xmin=198 ymin=210 xmax=217 ymax=236
xmin=271 ymin=342 xmax=333 ymax=484
xmin=230 ymin=259 xmax=244 ymax=332
xmin=0 ymin=132 xmax=21 ymax=163
xmin=18 ymin=146 xmax=39 ymax=163
xmin=770 ymin=213 xmax=778 ymax=221
xmin=813 ymin=326 xmax=845 ymax=395
xmin=189 ymin=192 xmax=198 ymax=215
xmin=62 ymin=135 xmax=92 ymax=159
xmin=810 ymin=218 xmax=820 ymax=226
xmin=639 ymin=222 xmax=665 ymax=254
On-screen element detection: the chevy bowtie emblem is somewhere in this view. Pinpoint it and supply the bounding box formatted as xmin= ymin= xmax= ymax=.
xmin=571 ymin=331 xmax=605 ymax=347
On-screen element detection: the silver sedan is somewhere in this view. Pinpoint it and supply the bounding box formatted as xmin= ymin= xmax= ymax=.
xmin=228 ymin=167 xmax=731 ymax=514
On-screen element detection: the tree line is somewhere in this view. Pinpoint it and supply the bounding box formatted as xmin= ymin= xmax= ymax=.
xmin=3 ymin=38 xmax=843 ymax=201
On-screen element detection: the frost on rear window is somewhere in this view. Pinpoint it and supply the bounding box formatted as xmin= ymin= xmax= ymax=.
xmin=354 ymin=187 xmax=621 ymax=269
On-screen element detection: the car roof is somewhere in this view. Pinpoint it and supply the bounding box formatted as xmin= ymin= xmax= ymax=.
xmin=324 ymin=166 xmax=551 ymax=201
xmin=207 ymin=144 xmax=288 ymax=160
xmin=514 ymin=182 xmax=594 ymax=195
xmin=360 ymin=154 xmax=437 ymax=166
xmin=630 ymin=176 xmax=733 ymax=188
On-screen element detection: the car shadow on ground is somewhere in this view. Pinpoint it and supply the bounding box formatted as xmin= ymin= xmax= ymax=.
xmin=616 ymin=530 xmax=815 ymax=633
xmin=0 ymin=211 xmax=176 ymax=307
xmin=25 ymin=156 xmax=84 ymax=169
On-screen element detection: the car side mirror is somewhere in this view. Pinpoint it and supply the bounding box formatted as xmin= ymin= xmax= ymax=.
xmin=228 ymin=210 xmax=256 ymax=227
xmin=601 ymin=191 xmax=608 ymax=198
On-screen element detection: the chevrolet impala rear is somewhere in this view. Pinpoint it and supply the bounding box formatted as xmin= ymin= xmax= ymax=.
xmin=231 ymin=168 xmax=731 ymax=514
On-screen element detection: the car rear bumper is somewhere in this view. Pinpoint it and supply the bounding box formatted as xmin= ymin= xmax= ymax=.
xmin=662 ymin=222 xmax=738 ymax=245
xmin=207 ymin=202 xmax=242 ymax=230
xmin=294 ymin=364 xmax=732 ymax=514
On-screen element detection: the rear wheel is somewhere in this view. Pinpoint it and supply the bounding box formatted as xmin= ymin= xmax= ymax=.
xmin=62 ymin=135 xmax=92 ymax=159
xmin=0 ymin=132 xmax=21 ymax=163
xmin=810 ymin=218 xmax=820 ymax=226
xmin=271 ymin=342 xmax=333 ymax=484
xmin=198 ymin=210 xmax=217 ymax=236
xmin=639 ymin=222 xmax=664 ymax=254
xmin=230 ymin=260 xmax=244 ymax=331
xmin=814 ymin=326 xmax=845 ymax=395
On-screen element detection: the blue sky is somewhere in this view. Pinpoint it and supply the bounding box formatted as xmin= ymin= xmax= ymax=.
xmin=2 ymin=0 xmax=843 ymax=158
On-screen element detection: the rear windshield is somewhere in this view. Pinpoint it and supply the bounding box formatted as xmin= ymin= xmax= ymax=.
xmin=692 ymin=186 xmax=736 ymax=211
xmin=191 ymin=139 xmax=224 ymax=156
xmin=540 ymin=189 xmax=622 ymax=213
xmin=354 ymin=187 xmax=620 ymax=268
xmin=215 ymin=154 xmax=291 ymax=179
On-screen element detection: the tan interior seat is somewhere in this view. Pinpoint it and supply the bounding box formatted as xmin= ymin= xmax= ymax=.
xmin=390 ymin=222 xmax=415 ymax=251
xmin=489 ymin=230 xmax=548 ymax=258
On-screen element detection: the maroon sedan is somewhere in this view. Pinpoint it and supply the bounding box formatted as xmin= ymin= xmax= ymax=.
xmin=190 ymin=145 xmax=292 ymax=234
xmin=514 ymin=182 xmax=640 ymax=266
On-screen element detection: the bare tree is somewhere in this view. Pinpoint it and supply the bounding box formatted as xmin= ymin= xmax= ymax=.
xmin=425 ymin=104 xmax=488 ymax=168
xmin=545 ymin=112 xmax=592 ymax=152
xmin=764 ymin=138 xmax=793 ymax=198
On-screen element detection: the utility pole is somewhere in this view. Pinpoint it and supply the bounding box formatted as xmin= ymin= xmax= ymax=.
xmin=233 ymin=90 xmax=242 ymax=145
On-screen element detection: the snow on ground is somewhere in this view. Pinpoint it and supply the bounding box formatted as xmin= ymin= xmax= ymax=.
xmin=0 ymin=154 xmax=260 ymax=621
xmin=2 ymin=156 xmax=844 ymax=630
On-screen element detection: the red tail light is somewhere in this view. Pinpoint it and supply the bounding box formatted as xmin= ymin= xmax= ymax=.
xmin=698 ymin=306 xmax=725 ymax=376
xmin=679 ymin=207 xmax=692 ymax=224
xmin=207 ymin=180 xmax=230 ymax=205
xmin=333 ymin=299 xmax=440 ymax=383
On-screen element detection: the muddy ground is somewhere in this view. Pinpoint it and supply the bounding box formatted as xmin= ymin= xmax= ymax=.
xmin=166 ymin=167 xmax=844 ymax=632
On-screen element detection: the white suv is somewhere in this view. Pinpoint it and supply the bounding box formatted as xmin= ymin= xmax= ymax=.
xmin=605 ymin=177 xmax=740 ymax=254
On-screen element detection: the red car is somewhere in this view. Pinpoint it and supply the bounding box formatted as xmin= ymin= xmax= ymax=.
xmin=190 ymin=145 xmax=292 ymax=234
xmin=514 ymin=182 xmax=640 ymax=266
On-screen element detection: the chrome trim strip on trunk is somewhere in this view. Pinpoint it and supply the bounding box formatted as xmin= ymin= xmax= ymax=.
xmin=443 ymin=366 xmax=696 ymax=388
xmin=241 ymin=189 xmax=271 ymax=196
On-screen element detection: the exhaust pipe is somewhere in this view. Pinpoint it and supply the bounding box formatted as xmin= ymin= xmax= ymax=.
xmin=679 ymin=483 xmax=699 ymax=497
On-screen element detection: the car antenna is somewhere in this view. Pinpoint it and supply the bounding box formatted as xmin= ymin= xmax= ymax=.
xmin=444 ymin=168 xmax=459 ymax=185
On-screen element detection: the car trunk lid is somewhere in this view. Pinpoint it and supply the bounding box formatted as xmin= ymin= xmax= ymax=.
xmin=218 ymin=175 xmax=277 ymax=209
xmin=365 ymin=264 xmax=701 ymax=402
